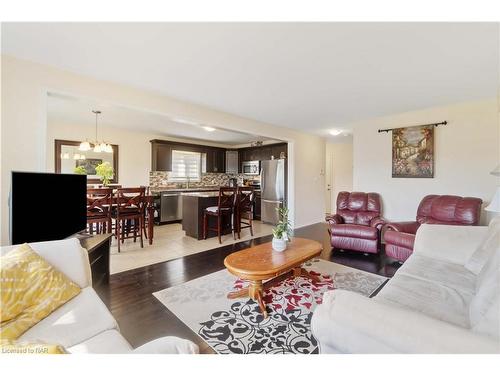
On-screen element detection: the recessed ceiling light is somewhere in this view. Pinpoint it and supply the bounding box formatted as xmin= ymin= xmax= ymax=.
xmin=202 ymin=126 xmax=216 ymax=132
xmin=329 ymin=129 xmax=342 ymax=136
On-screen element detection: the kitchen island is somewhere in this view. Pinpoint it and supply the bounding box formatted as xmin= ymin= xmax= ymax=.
xmin=151 ymin=187 xmax=220 ymax=224
xmin=181 ymin=191 xmax=233 ymax=240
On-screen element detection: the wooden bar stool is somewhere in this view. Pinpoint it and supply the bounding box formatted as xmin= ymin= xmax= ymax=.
xmin=203 ymin=187 xmax=236 ymax=244
xmin=140 ymin=185 xmax=153 ymax=240
xmin=86 ymin=188 xmax=113 ymax=234
xmin=112 ymin=187 xmax=145 ymax=252
xmin=235 ymin=186 xmax=255 ymax=238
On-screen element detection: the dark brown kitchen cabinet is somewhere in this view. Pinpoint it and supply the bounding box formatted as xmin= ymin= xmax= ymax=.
xmin=151 ymin=139 xmax=227 ymax=173
xmin=205 ymin=149 xmax=226 ymax=173
xmin=238 ymin=143 xmax=287 ymax=164
xmin=151 ymin=141 xmax=172 ymax=171
xmin=151 ymin=139 xmax=287 ymax=174
xmin=259 ymin=147 xmax=272 ymax=160
xmin=271 ymin=143 xmax=287 ymax=159
xmin=216 ymin=150 xmax=225 ymax=172
xmin=240 ymin=149 xmax=251 ymax=162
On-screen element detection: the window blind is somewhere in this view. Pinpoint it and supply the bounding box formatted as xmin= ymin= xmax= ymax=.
xmin=170 ymin=150 xmax=202 ymax=181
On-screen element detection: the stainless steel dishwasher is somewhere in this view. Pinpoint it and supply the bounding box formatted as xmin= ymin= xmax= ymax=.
xmin=160 ymin=192 xmax=183 ymax=222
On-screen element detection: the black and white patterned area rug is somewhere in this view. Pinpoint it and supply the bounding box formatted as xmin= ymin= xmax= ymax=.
xmin=153 ymin=259 xmax=387 ymax=354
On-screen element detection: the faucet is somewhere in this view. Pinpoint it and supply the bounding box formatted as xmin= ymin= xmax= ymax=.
xmin=185 ymin=176 xmax=190 ymax=189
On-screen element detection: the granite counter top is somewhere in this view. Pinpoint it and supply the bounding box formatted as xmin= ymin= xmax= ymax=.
xmin=151 ymin=186 xmax=259 ymax=196
xmin=181 ymin=191 xmax=220 ymax=198
xmin=150 ymin=186 xmax=220 ymax=195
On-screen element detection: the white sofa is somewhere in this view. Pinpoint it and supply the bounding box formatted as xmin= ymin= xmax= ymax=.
xmin=1 ymin=238 xmax=198 ymax=354
xmin=311 ymin=218 xmax=500 ymax=353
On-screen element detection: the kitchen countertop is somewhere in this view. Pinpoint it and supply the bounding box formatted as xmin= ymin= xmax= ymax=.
xmin=182 ymin=189 xmax=260 ymax=198
xmin=150 ymin=186 xmax=220 ymax=195
xmin=181 ymin=191 xmax=220 ymax=198
xmin=151 ymin=186 xmax=260 ymax=196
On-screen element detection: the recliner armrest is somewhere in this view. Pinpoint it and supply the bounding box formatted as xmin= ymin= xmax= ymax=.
xmin=325 ymin=214 xmax=344 ymax=226
xmin=370 ymin=217 xmax=386 ymax=230
xmin=311 ymin=290 xmax=500 ymax=354
xmin=384 ymin=221 xmax=420 ymax=234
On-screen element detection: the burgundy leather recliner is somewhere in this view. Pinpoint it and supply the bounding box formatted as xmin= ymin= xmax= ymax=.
xmin=326 ymin=192 xmax=385 ymax=254
xmin=384 ymin=195 xmax=483 ymax=262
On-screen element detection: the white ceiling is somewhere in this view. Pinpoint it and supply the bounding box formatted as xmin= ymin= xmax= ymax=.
xmin=46 ymin=92 xmax=276 ymax=146
xmin=3 ymin=23 xmax=499 ymax=138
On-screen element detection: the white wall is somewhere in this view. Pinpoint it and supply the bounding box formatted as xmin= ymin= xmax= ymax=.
xmin=353 ymin=98 xmax=499 ymax=224
xmin=1 ymin=55 xmax=326 ymax=244
xmin=325 ymin=142 xmax=353 ymax=213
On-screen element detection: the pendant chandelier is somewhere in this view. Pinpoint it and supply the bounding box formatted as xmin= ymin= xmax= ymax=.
xmin=79 ymin=110 xmax=113 ymax=153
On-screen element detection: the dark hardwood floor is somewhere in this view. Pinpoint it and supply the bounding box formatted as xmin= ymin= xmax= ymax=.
xmin=95 ymin=222 xmax=401 ymax=353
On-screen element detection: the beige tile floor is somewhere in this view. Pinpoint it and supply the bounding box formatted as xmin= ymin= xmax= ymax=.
xmin=110 ymin=220 xmax=274 ymax=274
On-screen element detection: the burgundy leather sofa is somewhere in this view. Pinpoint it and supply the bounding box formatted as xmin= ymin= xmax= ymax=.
xmin=326 ymin=192 xmax=385 ymax=254
xmin=384 ymin=194 xmax=483 ymax=262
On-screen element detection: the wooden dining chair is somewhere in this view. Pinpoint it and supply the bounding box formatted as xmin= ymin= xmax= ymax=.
xmin=112 ymin=187 xmax=146 ymax=252
xmin=203 ymin=187 xmax=236 ymax=244
xmin=86 ymin=188 xmax=113 ymax=234
xmin=235 ymin=186 xmax=255 ymax=238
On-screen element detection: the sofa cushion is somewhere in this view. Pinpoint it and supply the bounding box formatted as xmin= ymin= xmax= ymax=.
xmin=465 ymin=217 xmax=500 ymax=275
xmin=376 ymin=273 xmax=473 ymax=328
xmin=0 ymin=243 xmax=81 ymax=340
xmin=0 ymin=238 xmax=91 ymax=289
xmin=132 ymin=336 xmax=200 ymax=354
xmin=469 ymin=226 xmax=500 ymax=339
xmin=398 ymin=254 xmax=476 ymax=295
xmin=19 ymin=287 xmax=118 ymax=348
xmin=67 ymin=329 xmax=132 ymax=354
xmin=330 ymin=224 xmax=377 ymax=240
xmin=471 ymin=295 xmax=500 ymax=340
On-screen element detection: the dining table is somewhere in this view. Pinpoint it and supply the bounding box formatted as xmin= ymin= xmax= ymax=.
xmin=87 ymin=193 xmax=155 ymax=245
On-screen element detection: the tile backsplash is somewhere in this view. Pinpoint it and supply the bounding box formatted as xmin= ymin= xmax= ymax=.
xmin=149 ymin=171 xmax=249 ymax=188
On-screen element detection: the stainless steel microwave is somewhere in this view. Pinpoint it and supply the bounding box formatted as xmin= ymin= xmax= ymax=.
xmin=242 ymin=160 xmax=260 ymax=175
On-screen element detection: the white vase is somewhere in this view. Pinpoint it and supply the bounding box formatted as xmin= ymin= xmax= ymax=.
xmin=272 ymin=237 xmax=287 ymax=252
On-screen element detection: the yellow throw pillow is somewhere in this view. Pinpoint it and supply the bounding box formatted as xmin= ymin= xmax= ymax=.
xmin=0 ymin=243 xmax=81 ymax=340
xmin=0 ymin=338 xmax=67 ymax=354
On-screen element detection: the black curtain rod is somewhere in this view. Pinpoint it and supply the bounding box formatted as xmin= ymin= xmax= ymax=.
xmin=377 ymin=121 xmax=448 ymax=133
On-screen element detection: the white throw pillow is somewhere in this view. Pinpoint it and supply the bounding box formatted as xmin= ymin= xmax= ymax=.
xmin=465 ymin=217 xmax=500 ymax=275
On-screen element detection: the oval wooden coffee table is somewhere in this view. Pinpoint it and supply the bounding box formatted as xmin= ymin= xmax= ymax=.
xmin=224 ymin=237 xmax=323 ymax=318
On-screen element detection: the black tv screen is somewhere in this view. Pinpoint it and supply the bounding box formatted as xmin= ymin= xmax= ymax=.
xmin=10 ymin=171 xmax=87 ymax=245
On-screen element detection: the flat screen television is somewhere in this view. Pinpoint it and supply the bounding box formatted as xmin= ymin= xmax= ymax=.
xmin=10 ymin=171 xmax=87 ymax=245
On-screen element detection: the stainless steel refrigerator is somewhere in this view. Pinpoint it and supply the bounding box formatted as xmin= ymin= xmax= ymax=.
xmin=260 ymin=159 xmax=285 ymax=225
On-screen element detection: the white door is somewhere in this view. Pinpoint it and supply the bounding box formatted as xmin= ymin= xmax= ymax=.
xmin=325 ymin=147 xmax=334 ymax=215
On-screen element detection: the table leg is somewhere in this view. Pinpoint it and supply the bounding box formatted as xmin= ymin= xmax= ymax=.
xmin=147 ymin=205 xmax=154 ymax=245
xmin=248 ymin=280 xmax=267 ymax=318
xmin=227 ymin=287 xmax=250 ymax=299
xmin=228 ymin=272 xmax=291 ymax=300
xmin=226 ymin=265 xmax=319 ymax=318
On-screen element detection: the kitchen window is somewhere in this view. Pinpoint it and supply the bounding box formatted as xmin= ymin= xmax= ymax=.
xmin=170 ymin=150 xmax=203 ymax=181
